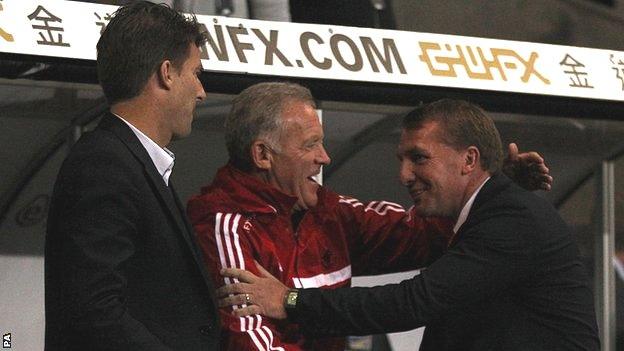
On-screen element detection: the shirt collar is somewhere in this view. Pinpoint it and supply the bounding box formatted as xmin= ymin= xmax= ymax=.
xmin=453 ymin=176 xmax=490 ymax=233
xmin=114 ymin=113 xmax=175 ymax=186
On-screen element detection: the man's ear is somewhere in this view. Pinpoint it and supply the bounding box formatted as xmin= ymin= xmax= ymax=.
xmin=251 ymin=140 xmax=272 ymax=170
xmin=157 ymin=59 xmax=175 ymax=90
xmin=462 ymin=146 xmax=480 ymax=175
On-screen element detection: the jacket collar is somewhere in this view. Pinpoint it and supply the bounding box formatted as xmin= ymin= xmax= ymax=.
xmin=469 ymin=172 xmax=512 ymax=213
xmin=200 ymin=164 xmax=338 ymax=216
xmin=112 ymin=113 xmax=176 ymax=185
xmin=98 ymin=112 xmax=158 ymax=173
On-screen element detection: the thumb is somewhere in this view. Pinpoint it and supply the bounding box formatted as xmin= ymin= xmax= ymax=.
xmin=254 ymin=260 xmax=279 ymax=281
xmin=507 ymin=143 xmax=519 ymax=161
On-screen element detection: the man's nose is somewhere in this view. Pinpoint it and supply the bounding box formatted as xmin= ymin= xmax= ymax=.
xmin=399 ymin=161 xmax=414 ymax=186
xmin=317 ymin=145 xmax=331 ymax=165
xmin=197 ymin=83 xmax=206 ymax=101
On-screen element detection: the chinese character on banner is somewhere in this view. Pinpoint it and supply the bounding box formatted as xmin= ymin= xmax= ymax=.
xmin=27 ymin=5 xmax=70 ymax=47
xmin=0 ymin=2 xmax=14 ymax=42
xmin=94 ymin=12 xmax=112 ymax=35
xmin=559 ymin=54 xmax=593 ymax=88
xmin=610 ymin=54 xmax=624 ymax=90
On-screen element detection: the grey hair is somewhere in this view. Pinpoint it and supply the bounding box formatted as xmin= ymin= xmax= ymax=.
xmin=225 ymin=82 xmax=316 ymax=171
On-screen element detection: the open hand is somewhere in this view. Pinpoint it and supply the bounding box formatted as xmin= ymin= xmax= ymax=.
xmin=216 ymin=262 xmax=289 ymax=319
xmin=503 ymin=143 xmax=553 ymax=191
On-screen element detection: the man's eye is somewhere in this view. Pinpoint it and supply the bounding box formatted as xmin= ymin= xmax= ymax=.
xmin=411 ymin=154 xmax=426 ymax=163
xmin=306 ymin=141 xmax=322 ymax=149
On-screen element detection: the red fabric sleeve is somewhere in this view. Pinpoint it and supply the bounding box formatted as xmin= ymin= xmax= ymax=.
xmin=336 ymin=196 xmax=453 ymax=276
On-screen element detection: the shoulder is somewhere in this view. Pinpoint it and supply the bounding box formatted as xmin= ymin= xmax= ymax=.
xmin=187 ymin=186 xmax=239 ymax=224
xmin=330 ymin=190 xmax=405 ymax=213
xmin=55 ymin=128 xmax=142 ymax=191
xmin=67 ymin=127 xmax=133 ymax=165
xmin=479 ymin=181 xmax=558 ymax=221
xmin=323 ymin=188 xmax=352 ymax=208
xmin=466 ymin=181 xmax=567 ymax=246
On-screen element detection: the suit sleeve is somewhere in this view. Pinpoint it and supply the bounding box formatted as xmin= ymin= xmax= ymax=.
xmin=289 ymin=208 xmax=535 ymax=336
xmin=336 ymin=195 xmax=452 ymax=275
xmin=46 ymin=147 xmax=171 ymax=350
xmin=188 ymin=207 xmax=301 ymax=351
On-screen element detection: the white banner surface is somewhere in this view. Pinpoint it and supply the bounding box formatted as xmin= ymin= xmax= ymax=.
xmin=1 ymin=0 xmax=623 ymax=102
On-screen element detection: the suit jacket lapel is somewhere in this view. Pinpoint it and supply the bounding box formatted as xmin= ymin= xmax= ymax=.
xmin=170 ymin=181 xmax=217 ymax=298
xmin=97 ymin=113 xmax=215 ymax=296
xmin=98 ymin=114 xmax=188 ymax=233
xmin=170 ymin=182 xmax=194 ymax=235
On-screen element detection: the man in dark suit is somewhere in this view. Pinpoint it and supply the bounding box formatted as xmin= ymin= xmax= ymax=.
xmin=45 ymin=2 xmax=219 ymax=350
xmin=217 ymin=99 xmax=600 ymax=350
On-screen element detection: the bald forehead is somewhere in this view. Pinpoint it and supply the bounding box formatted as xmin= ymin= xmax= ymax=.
xmin=281 ymin=98 xmax=315 ymax=114
xmin=276 ymin=100 xmax=323 ymax=145
xmin=280 ymin=100 xmax=318 ymax=123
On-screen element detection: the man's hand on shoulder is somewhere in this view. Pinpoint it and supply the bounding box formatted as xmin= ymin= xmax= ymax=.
xmin=217 ymin=262 xmax=289 ymax=319
xmin=503 ymin=143 xmax=553 ymax=191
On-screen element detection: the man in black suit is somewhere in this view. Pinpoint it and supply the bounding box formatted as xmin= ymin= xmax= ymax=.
xmin=45 ymin=2 xmax=219 ymax=350
xmin=217 ymin=99 xmax=600 ymax=350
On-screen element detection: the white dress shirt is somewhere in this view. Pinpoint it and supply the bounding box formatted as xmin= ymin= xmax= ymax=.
xmin=114 ymin=114 xmax=175 ymax=186
xmin=453 ymin=176 xmax=491 ymax=234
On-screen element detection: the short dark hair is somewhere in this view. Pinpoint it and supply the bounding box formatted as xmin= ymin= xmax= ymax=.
xmin=96 ymin=1 xmax=206 ymax=105
xmin=402 ymin=99 xmax=504 ymax=173
xmin=225 ymin=82 xmax=316 ymax=172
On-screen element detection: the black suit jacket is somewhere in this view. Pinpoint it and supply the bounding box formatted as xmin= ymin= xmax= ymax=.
xmin=45 ymin=113 xmax=219 ymax=350
xmin=290 ymin=173 xmax=599 ymax=350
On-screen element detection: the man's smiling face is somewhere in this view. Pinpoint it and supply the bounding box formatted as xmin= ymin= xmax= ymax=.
xmin=266 ymin=100 xmax=331 ymax=210
xmin=397 ymin=121 xmax=468 ymax=218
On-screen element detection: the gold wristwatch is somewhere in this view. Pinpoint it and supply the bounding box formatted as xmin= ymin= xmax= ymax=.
xmin=284 ymin=289 xmax=299 ymax=310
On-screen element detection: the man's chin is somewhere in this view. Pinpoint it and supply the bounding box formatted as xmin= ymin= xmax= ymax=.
xmin=412 ymin=204 xmax=437 ymax=217
xmin=295 ymin=197 xmax=318 ymax=211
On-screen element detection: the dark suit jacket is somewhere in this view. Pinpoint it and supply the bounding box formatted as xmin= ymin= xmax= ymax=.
xmin=290 ymin=173 xmax=599 ymax=350
xmin=45 ymin=113 xmax=219 ymax=350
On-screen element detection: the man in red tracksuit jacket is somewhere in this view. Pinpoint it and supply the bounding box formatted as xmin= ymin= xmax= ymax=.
xmin=188 ymin=164 xmax=448 ymax=350
xmin=187 ymin=82 xmax=551 ymax=350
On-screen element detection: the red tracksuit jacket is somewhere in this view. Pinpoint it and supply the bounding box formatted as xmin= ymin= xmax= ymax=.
xmin=187 ymin=165 xmax=450 ymax=350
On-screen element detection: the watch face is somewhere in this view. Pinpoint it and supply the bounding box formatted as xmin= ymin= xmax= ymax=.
xmin=286 ymin=290 xmax=298 ymax=308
